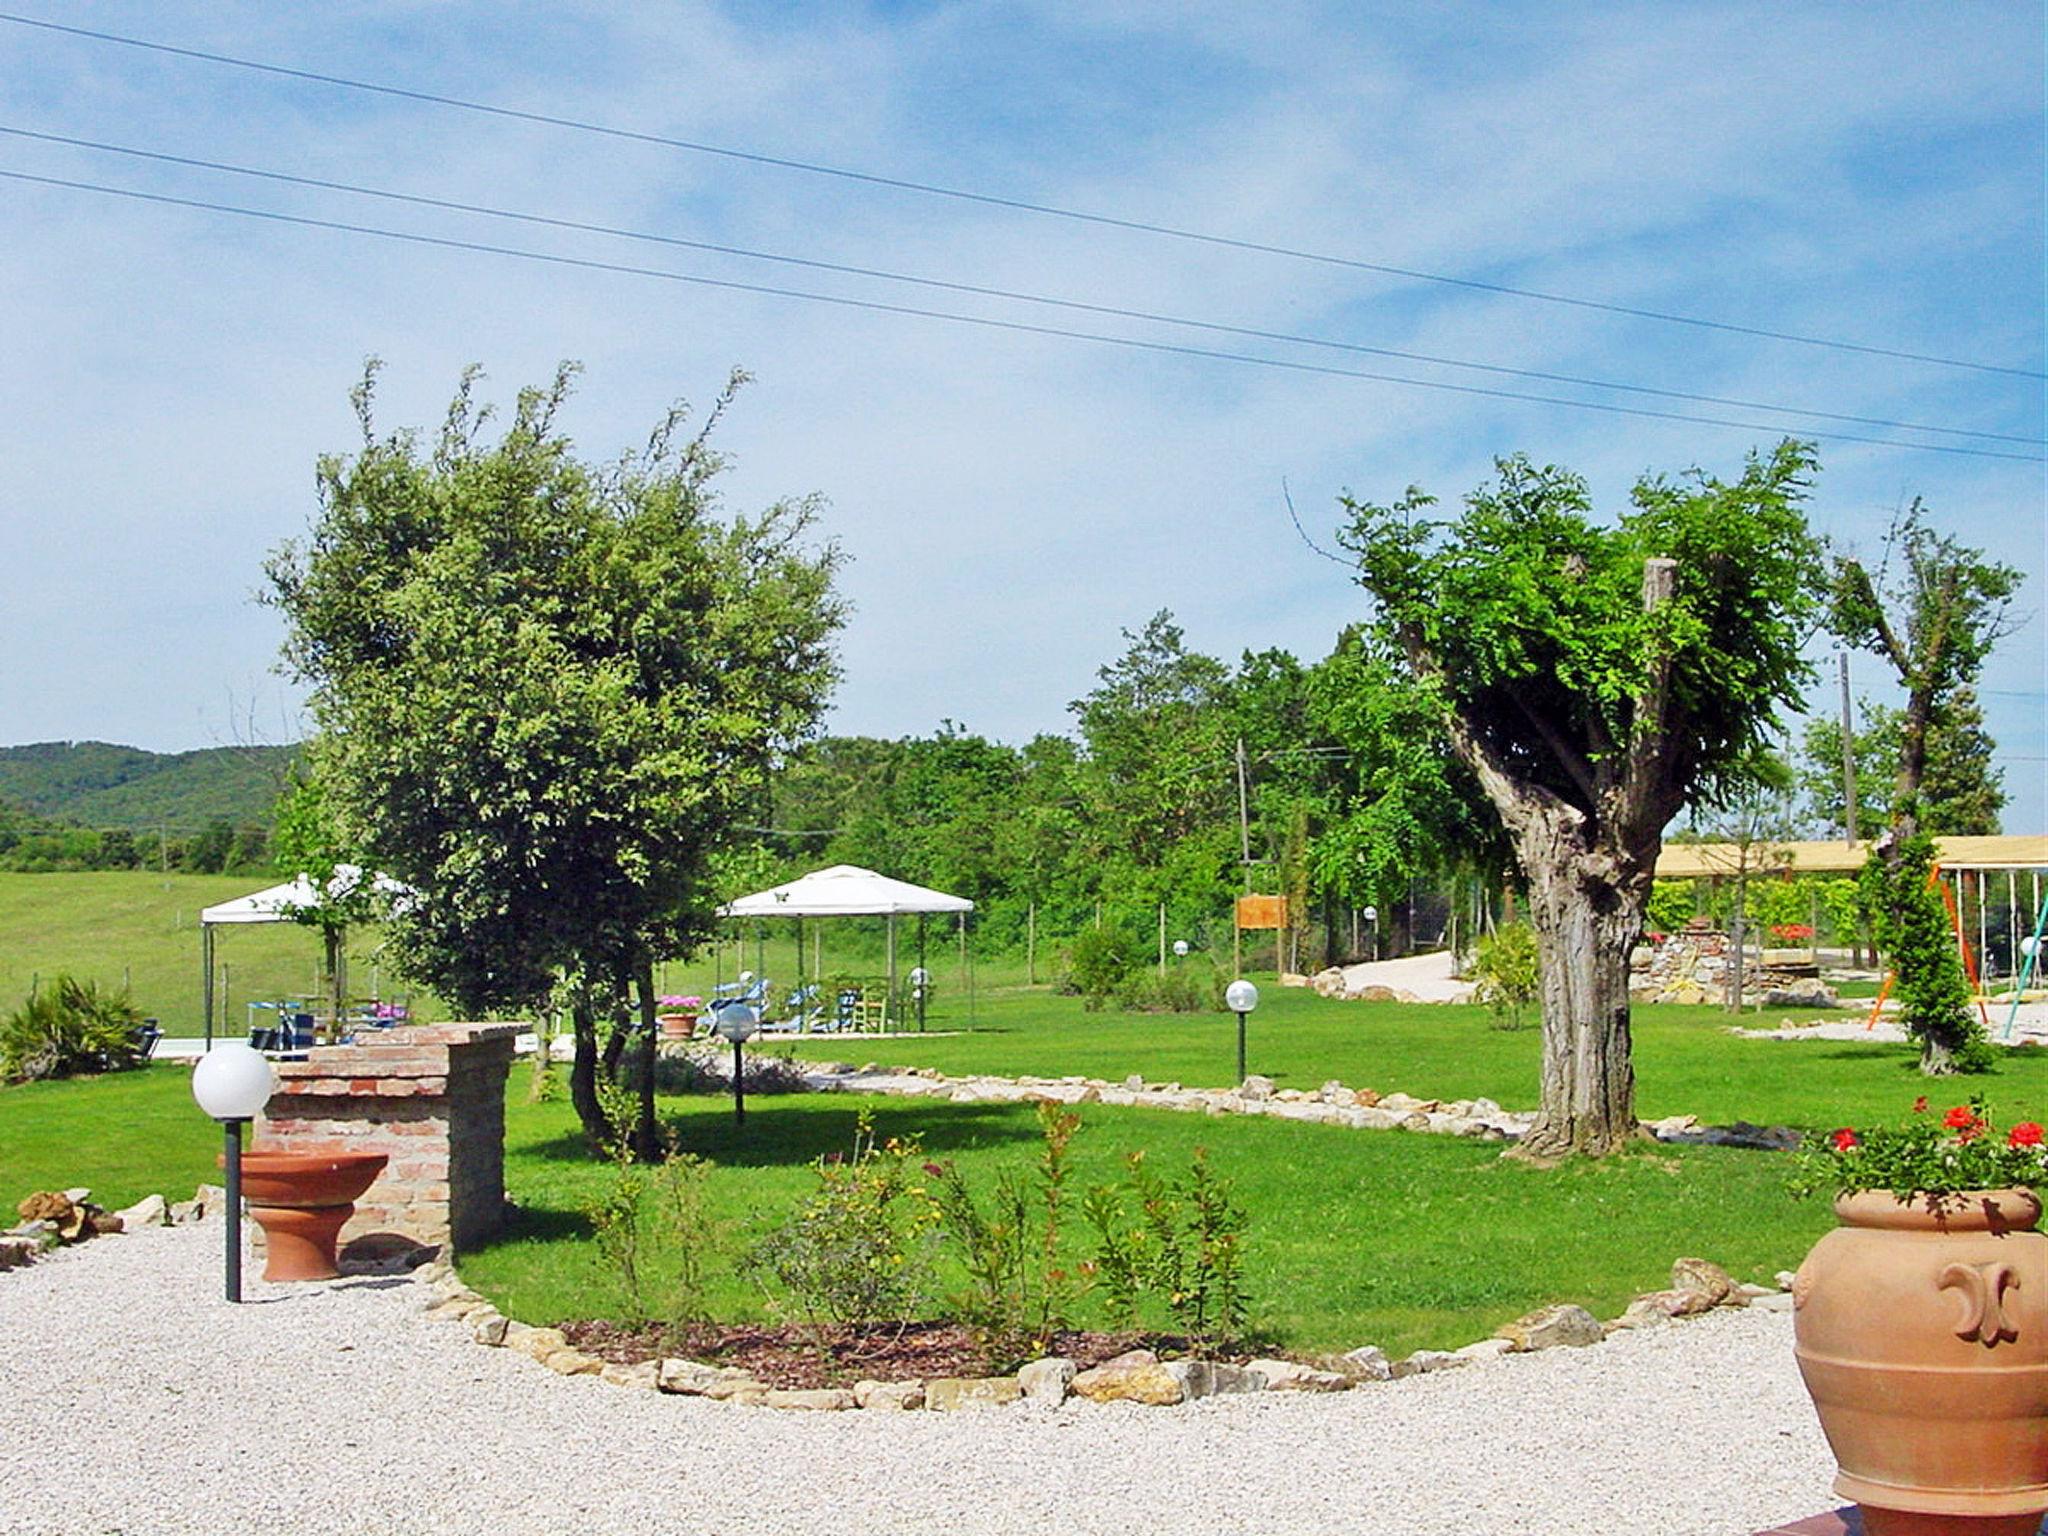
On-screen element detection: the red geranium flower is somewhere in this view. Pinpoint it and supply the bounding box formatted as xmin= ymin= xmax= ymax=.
xmin=1944 ymin=1105 xmax=1977 ymax=1130
xmin=2011 ymin=1122 xmax=2045 ymax=1149
xmin=1831 ymin=1128 xmax=1859 ymax=1152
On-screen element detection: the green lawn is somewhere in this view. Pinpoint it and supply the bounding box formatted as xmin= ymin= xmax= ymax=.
xmin=0 ymin=1063 xmax=1840 ymax=1358
xmin=0 ymin=871 xmax=441 ymax=1035
xmin=779 ymin=982 xmax=2045 ymax=1128
xmin=460 ymin=1088 xmax=1839 ymax=1358
xmin=0 ymin=1063 xmax=219 ymax=1211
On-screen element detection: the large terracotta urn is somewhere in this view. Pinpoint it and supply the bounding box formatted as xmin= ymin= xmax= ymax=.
xmin=221 ymin=1150 xmax=389 ymax=1283
xmin=1793 ymin=1186 xmax=2047 ymax=1535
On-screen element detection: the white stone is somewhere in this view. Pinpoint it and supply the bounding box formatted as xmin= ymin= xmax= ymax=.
xmin=1334 ymin=1345 xmax=1393 ymax=1381
xmin=1016 ymin=1357 xmax=1075 ymax=1406
xmin=112 ymin=1194 xmax=167 ymax=1230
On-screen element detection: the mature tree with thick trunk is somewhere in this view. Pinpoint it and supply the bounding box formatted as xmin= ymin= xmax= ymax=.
xmin=1828 ymin=501 xmax=2021 ymax=1074
xmin=269 ymin=363 xmax=844 ymax=1156
xmin=1341 ymin=444 xmax=1825 ymax=1157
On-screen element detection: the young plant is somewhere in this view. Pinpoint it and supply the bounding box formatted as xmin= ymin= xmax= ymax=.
xmin=582 ymin=1079 xmax=652 ymax=1321
xmin=1470 ymin=923 xmax=1541 ymax=1031
xmin=925 ymin=1101 xmax=1084 ymax=1364
xmin=1082 ymin=1145 xmax=1253 ymax=1353
xmin=741 ymin=1111 xmax=938 ymax=1331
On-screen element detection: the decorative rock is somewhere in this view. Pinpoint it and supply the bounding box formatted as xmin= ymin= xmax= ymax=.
xmin=1352 ymin=985 xmax=1398 ymax=1003
xmin=1452 ymin=1338 xmax=1514 ymax=1363
xmin=766 ymin=1388 xmax=856 ymax=1411
xmin=1238 ymin=1075 xmax=1275 ymax=1101
xmin=191 ymin=1184 xmax=228 ymax=1220
xmin=1122 ymin=1074 xmax=1144 ymax=1092
xmin=1670 ymin=1257 xmax=1738 ymax=1307
xmin=1331 ymin=1345 xmax=1393 ymax=1382
xmin=658 ymin=1360 xmax=762 ymax=1399
xmin=1399 ymin=1350 xmax=1470 ymax=1374
xmin=1317 ymin=1080 xmax=1349 ymax=1104
xmin=1165 ymin=1360 xmax=1266 ymax=1399
xmin=0 ymin=1236 xmax=37 ymax=1270
xmin=470 ymin=1311 xmax=509 ymax=1346
xmin=1070 ymin=1353 xmax=1184 ymax=1406
xmin=504 ymin=1325 xmax=569 ymax=1363
xmin=113 ymin=1194 xmax=167 ymax=1230
xmin=168 ymin=1200 xmax=201 ymax=1226
xmin=925 ymin=1376 xmax=1023 ymax=1411
xmin=61 ymin=1187 xmax=90 ymax=1204
xmin=1496 ymin=1304 xmax=1603 ymax=1352
xmin=1246 ymin=1359 xmax=1350 ymax=1392
xmin=854 ymin=1379 xmax=925 ymax=1410
xmin=1633 ymin=1287 xmax=1717 ymax=1320
xmin=542 ymin=1348 xmax=604 ymax=1376
xmin=601 ymin=1361 xmax=661 ymax=1390
xmin=1017 ymin=1357 xmax=1076 ymax=1406
xmin=1353 ymin=1088 xmax=1382 ymax=1107
xmin=1749 ymin=1291 xmax=1796 ymax=1313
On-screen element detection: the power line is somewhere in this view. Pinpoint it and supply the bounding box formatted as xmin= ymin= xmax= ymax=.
xmin=5 ymin=124 xmax=2031 ymax=450
xmin=2 ymin=9 xmax=2040 ymax=384
xmin=6 ymin=167 xmax=2041 ymax=465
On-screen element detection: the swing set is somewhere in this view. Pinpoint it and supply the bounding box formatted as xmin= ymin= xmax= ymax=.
xmin=1863 ymin=858 xmax=2048 ymax=1042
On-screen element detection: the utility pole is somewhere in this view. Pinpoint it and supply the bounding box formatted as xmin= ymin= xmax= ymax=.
xmin=1837 ymin=650 xmax=1859 ymax=848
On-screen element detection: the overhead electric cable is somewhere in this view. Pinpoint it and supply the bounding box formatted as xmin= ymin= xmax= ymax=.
xmin=4 ymin=167 xmax=2041 ymax=465
xmin=2 ymin=9 xmax=2039 ymax=383
xmin=4 ymin=125 xmax=2030 ymax=448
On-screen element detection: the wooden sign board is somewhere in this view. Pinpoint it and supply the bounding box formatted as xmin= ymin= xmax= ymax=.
xmin=1235 ymin=894 xmax=1289 ymax=931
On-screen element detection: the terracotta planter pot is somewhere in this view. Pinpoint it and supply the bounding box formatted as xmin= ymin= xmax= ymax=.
xmin=1793 ymin=1186 xmax=2047 ymax=1535
xmin=658 ymin=1013 xmax=697 ymax=1041
xmin=220 ymin=1150 xmax=389 ymax=1283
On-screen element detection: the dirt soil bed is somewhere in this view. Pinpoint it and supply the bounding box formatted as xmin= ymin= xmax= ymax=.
xmin=561 ymin=1318 xmax=1200 ymax=1389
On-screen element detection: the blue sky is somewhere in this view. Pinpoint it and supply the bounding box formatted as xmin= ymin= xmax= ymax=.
xmin=1 ymin=2 xmax=2041 ymax=830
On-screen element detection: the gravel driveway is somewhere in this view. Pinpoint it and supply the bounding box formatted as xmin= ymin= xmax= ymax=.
xmin=0 ymin=1224 xmax=1839 ymax=1536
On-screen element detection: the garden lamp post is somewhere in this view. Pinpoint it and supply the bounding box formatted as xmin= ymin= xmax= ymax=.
xmin=1225 ymin=978 xmax=1259 ymax=1086
xmin=1363 ymin=905 xmax=1379 ymax=962
xmin=1173 ymin=939 xmax=1190 ymax=962
xmin=190 ymin=1041 xmax=277 ymax=1304
xmin=909 ymin=966 xmax=930 ymax=1032
xmin=714 ymin=1003 xmax=760 ymax=1126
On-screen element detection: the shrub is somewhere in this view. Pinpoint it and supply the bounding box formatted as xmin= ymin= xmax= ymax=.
xmin=0 ymin=977 xmax=148 ymax=1083
xmin=1083 ymin=1145 xmax=1252 ymax=1352
xmin=1113 ymin=966 xmax=1210 ymax=1014
xmin=581 ymin=1082 xmax=719 ymax=1324
xmin=740 ymin=1112 xmax=939 ymax=1329
xmin=1064 ymin=927 xmax=1135 ymax=1010
xmin=1470 ymin=923 xmax=1540 ymax=1030
xmin=925 ymin=1102 xmax=1083 ymax=1366
xmin=1861 ymin=830 xmax=1991 ymax=1073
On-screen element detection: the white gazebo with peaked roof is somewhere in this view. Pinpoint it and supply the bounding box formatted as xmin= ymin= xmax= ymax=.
xmin=198 ymin=866 xmax=414 ymax=1045
xmin=718 ymin=865 xmax=974 ymax=1027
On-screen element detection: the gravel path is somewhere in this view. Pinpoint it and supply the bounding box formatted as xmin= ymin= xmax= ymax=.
xmin=0 ymin=1224 xmax=1840 ymax=1536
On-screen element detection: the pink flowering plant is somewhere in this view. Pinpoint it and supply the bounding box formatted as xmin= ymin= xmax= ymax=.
xmin=1790 ymin=1095 xmax=2047 ymax=1204
xmin=656 ymin=995 xmax=704 ymax=1011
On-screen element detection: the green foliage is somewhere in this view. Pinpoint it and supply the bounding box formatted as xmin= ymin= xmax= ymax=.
xmin=1470 ymin=923 xmax=1540 ymax=1030
xmin=1860 ymin=830 xmax=1992 ymax=1074
xmin=924 ymin=1102 xmax=1084 ymax=1365
xmin=580 ymin=1081 xmax=717 ymax=1324
xmin=1798 ymin=691 xmax=2006 ymax=839
xmin=267 ymin=363 xmax=844 ymax=1152
xmin=1064 ymin=926 xmax=1135 ymax=1009
xmin=1 ymin=976 xmax=147 ymax=1083
xmin=1114 ymin=963 xmax=1213 ymax=1014
xmin=1083 ymin=1144 xmax=1252 ymax=1351
xmin=741 ymin=1111 xmax=939 ymax=1329
xmin=1644 ymin=880 xmax=1694 ymax=935
xmin=1789 ymin=1095 xmax=2046 ymax=1202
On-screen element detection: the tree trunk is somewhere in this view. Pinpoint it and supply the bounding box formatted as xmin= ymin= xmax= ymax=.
xmin=568 ymin=986 xmax=605 ymax=1146
xmin=1514 ymin=842 xmax=1647 ymax=1159
xmin=631 ymin=957 xmax=660 ymax=1161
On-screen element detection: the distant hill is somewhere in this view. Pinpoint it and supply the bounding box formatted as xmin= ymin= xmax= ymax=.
xmin=0 ymin=741 xmax=300 ymax=829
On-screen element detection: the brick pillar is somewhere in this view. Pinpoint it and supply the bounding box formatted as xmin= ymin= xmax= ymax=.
xmin=259 ymin=1023 xmax=521 ymax=1267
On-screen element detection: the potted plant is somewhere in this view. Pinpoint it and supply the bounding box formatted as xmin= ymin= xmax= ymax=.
xmin=1788 ymin=1097 xmax=2047 ymax=1534
xmin=656 ymin=995 xmax=703 ymax=1040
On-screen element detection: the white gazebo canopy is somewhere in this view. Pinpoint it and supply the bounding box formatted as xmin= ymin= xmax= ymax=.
xmin=717 ymin=866 xmax=974 ymax=1029
xmin=199 ymin=866 xmax=415 ymax=1043
xmin=200 ymin=865 xmax=414 ymax=927
xmin=719 ymin=864 xmax=974 ymax=919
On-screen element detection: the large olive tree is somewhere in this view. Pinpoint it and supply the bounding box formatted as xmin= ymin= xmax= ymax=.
xmin=269 ymin=363 xmax=844 ymax=1155
xmin=1341 ymin=442 xmax=1825 ymax=1157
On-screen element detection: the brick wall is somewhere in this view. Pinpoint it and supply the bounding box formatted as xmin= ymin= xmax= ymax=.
xmin=258 ymin=1023 xmax=521 ymax=1266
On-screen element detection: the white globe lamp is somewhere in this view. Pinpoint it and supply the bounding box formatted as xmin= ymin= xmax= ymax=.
xmin=191 ymin=1042 xmax=277 ymax=1304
